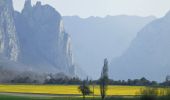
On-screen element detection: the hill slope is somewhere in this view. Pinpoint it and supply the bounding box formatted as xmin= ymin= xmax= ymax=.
xmin=63 ymin=16 xmax=155 ymax=78
xmin=110 ymin=11 xmax=170 ymax=81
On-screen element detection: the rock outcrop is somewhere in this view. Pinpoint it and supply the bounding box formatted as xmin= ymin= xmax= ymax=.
xmin=0 ymin=0 xmax=75 ymax=81
xmin=0 ymin=0 xmax=19 ymax=61
xmin=15 ymin=0 xmax=74 ymax=75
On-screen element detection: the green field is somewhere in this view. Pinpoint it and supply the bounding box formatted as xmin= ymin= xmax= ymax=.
xmin=0 ymin=94 xmax=138 ymax=100
xmin=0 ymin=95 xmax=170 ymax=100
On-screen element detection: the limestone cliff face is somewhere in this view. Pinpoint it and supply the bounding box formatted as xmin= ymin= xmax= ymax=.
xmin=0 ymin=0 xmax=75 ymax=77
xmin=15 ymin=0 xmax=75 ymax=76
xmin=0 ymin=0 xmax=19 ymax=61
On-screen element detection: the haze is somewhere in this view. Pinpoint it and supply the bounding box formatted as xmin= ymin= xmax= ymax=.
xmin=13 ymin=0 xmax=170 ymax=18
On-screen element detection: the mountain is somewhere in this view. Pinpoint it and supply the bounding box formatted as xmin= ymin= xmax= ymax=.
xmin=0 ymin=0 xmax=75 ymax=82
xmin=0 ymin=0 xmax=19 ymax=61
xmin=14 ymin=0 xmax=74 ymax=75
xmin=109 ymin=11 xmax=170 ymax=81
xmin=63 ymin=15 xmax=155 ymax=79
xmin=0 ymin=0 xmax=27 ymax=82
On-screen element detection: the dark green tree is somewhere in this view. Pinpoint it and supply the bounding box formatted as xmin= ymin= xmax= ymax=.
xmin=78 ymin=79 xmax=92 ymax=100
xmin=100 ymin=58 xmax=109 ymax=100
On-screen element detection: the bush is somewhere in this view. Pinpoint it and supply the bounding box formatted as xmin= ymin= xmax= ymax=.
xmin=140 ymin=87 xmax=158 ymax=100
xmin=160 ymin=88 xmax=170 ymax=100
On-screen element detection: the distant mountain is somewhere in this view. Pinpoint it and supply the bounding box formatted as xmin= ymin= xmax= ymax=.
xmin=63 ymin=15 xmax=155 ymax=78
xmin=110 ymin=11 xmax=170 ymax=81
xmin=0 ymin=0 xmax=75 ymax=82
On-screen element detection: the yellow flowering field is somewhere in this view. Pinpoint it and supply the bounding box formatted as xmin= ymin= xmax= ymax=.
xmin=0 ymin=85 xmax=148 ymax=96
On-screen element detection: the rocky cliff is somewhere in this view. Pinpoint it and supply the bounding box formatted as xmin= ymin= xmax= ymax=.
xmin=0 ymin=0 xmax=75 ymax=80
xmin=0 ymin=0 xmax=19 ymax=61
xmin=15 ymin=0 xmax=74 ymax=75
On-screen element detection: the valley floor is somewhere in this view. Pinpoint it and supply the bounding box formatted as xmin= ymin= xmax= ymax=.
xmin=0 ymin=85 xmax=146 ymax=96
xmin=0 ymin=94 xmax=138 ymax=100
xmin=0 ymin=85 xmax=169 ymax=100
xmin=1 ymin=94 xmax=170 ymax=100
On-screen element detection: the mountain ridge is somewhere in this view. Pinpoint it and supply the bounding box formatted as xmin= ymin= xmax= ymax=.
xmin=109 ymin=10 xmax=170 ymax=81
xmin=63 ymin=15 xmax=155 ymax=79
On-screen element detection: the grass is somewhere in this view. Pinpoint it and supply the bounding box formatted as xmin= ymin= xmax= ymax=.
xmin=0 ymin=95 xmax=40 ymax=100
xmin=1 ymin=95 xmax=170 ymax=100
xmin=0 ymin=85 xmax=146 ymax=96
xmin=0 ymin=94 xmax=138 ymax=100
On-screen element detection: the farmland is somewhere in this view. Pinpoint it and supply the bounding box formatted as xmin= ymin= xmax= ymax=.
xmin=0 ymin=85 xmax=169 ymax=100
xmin=0 ymin=85 xmax=154 ymax=96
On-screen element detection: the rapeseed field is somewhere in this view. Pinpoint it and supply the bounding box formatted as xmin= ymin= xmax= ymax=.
xmin=0 ymin=85 xmax=146 ymax=96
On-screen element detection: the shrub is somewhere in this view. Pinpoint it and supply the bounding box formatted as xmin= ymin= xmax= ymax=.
xmin=140 ymin=87 xmax=158 ymax=100
xmin=160 ymin=88 xmax=170 ymax=100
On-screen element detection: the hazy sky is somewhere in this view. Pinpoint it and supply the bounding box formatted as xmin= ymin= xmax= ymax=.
xmin=13 ymin=0 xmax=170 ymax=18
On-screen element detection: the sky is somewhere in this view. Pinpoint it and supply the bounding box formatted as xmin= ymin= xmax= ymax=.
xmin=13 ymin=0 xmax=170 ymax=18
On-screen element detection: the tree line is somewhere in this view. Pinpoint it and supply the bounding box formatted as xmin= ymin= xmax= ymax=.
xmin=10 ymin=73 xmax=170 ymax=87
xmin=44 ymin=77 xmax=169 ymax=87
